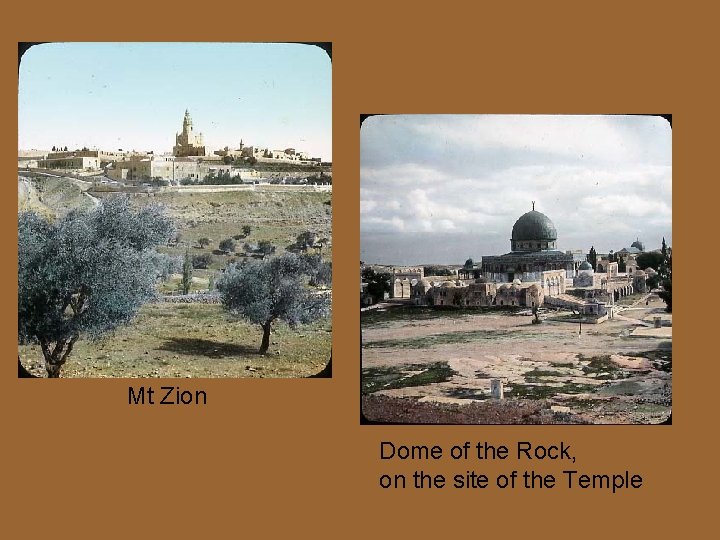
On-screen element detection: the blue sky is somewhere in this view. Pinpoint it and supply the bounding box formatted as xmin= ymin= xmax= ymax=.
xmin=361 ymin=115 xmax=672 ymax=264
xmin=18 ymin=42 xmax=332 ymax=160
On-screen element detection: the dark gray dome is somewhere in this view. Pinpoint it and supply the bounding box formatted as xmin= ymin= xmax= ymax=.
xmin=631 ymin=239 xmax=645 ymax=251
xmin=579 ymin=261 xmax=593 ymax=271
xmin=511 ymin=210 xmax=557 ymax=241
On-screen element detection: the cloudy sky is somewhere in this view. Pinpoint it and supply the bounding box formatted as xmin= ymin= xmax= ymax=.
xmin=360 ymin=115 xmax=672 ymax=265
xmin=18 ymin=43 xmax=332 ymax=161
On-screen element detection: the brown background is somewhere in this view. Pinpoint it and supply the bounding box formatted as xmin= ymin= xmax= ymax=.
xmin=3 ymin=1 xmax=715 ymax=537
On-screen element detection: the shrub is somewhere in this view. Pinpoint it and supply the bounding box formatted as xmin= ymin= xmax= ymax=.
xmin=192 ymin=253 xmax=213 ymax=269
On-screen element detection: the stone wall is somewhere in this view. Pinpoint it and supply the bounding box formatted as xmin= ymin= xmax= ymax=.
xmin=158 ymin=292 xmax=222 ymax=304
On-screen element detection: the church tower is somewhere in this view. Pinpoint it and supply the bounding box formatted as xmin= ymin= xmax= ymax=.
xmin=173 ymin=109 xmax=206 ymax=157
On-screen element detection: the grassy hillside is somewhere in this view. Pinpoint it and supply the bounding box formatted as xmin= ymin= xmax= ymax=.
xmin=19 ymin=303 xmax=331 ymax=378
xmin=18 ymin=174 xmax=95 ymax=217
xmin=18 ymin=176 xmax=333 ymax=378
xmin=19 ymin=176 xmax=333 ymax=269
xmin=134 ymin=189 xmax=332 ymax=268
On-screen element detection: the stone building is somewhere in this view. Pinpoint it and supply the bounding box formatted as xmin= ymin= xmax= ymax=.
xmin=36 ymin=149 xmax=127 ymax=171
xmin=415 ymin=277 xmax=544 ymax=308
xmin=618 ymin=238 xmax=645 ymax=256
xmin=625 ymin=254 xmax=639 ymax=275
xmin=596 ymin=258 xmax=618 ymax=277
xmin=38 ymin=155 xmax=100 ymax=171
xmin=403 ymin=204 xmax=641 ymax=319
xmin=173 ymin=110 xmax=206 ymax=157
xmin=573 ymin=260 xmax=597 ymax=288
xmin=480 ymin=204 xmax=573 ymax=296
xmin=633 ymin=269 xmax=648 ymax=293
xmin=391 ymin=267 xmax=424 ymax=298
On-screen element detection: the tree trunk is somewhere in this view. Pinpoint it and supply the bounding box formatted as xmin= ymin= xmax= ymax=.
xmin=40 ymin=335 xmax=77 ymax=378
xmin=259 ymin=322 xmax=272 ymax=354
xmin=46 ymin=363 xmax=62 ymax=378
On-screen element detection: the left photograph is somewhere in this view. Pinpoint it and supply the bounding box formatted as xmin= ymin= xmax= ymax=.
xmin=18 ymin=42 xmax=333 ymax=378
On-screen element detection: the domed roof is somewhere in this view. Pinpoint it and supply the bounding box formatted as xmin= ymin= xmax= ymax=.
xmin=441 ymin=281 xmax=456 ymax=288
xmin=634 ymin=269 xmax=647 ymax=277
xmin=631 ymin=239 xmax=645 ymax=251
xmin=512 ymin=278 xmax=522 ymax=285
xmin=511 ymin=210 xmax=557 ymax=241
xmin=579 ymin=261 xmax=593 ymax=271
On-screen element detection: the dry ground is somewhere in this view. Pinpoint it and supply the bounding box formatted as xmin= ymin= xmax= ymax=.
xmin=361 ymin=294 xmax=671 ymax=424
xmin=20 ymin=303 xmax=332 ymax=378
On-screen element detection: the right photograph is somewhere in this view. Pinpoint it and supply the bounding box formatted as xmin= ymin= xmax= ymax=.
xmin=360 ymin=114 xmax=672 ymax=424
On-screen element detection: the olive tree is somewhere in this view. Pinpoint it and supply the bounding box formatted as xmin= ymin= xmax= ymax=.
xmin=219 ymin=238 xmax=236 ymax=253
xmin=216 ymin=253 xmax=331 ymax=354
xmin=295 ymin=231 xmax=318 ymax=253
xmin=257 ymin=240 xmax=276 ymax=259
xmin=197 ymin=237 xmax=211 ymax=248
xmin=18 ymin=196 xmax=175 ymax=377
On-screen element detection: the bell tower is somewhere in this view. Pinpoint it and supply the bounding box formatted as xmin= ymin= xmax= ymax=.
xmin=173 ymin=109 xmax=205 ymax=157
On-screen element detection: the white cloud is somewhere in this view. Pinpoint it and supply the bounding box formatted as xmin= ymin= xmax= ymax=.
xmin=361 ymin=115 xmax=672 ymax=262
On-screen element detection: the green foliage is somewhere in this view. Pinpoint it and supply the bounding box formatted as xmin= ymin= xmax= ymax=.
xmin=588 ymin=246 xmax=597 ymax=270
xmin=182 ymin=248 xmax=193 ymax=295
xmin=616 ymin=254 xmax=626 ymax=272
xmin=307 ymin=172 xmax=332 ymax=185
xmin=257 ymin=240 xmax=276 ymax=259
xmin=424 ymin=265 xmax=454 ymax=276
xmin=657 ymin=238 xmax=672 ymax=312
xmin=202 ymin=169 xmax=243 ymax=185
xmin=637 ymin=251 xmax=664 ymax=271
xmin=18 ymin=196 xmax=175 ymax=377
xmin=219 ymin=238 xmax=237 ymax=253
xmin=242 ymin=225 xmax=252 ymax=237
xmin=192 ymin=253 xmax=213 ymax=269
xmin=658 ymin=280 xmax=671 ymax=312
xmin=316 ymin=237 xmax=330 ymax=255
xmin=294 ymin=230 xmax=318 ymax=252
xmin=197 ymin=237 xmax=211 ymax=248
xmin=301 ymin=253 xmax=332 ymax=287
xmin=216 ymin=253 xmax=330 ymax=354
xmin=361 ymin=267 xmax=391 ymax=303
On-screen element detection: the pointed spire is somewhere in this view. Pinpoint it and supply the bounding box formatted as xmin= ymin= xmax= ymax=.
xmin=532 ymin=201 xmax=535 ymax=211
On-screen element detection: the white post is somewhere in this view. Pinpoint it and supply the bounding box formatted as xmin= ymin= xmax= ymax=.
xmin=490 ymin=379 xmax=504 ymax=399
